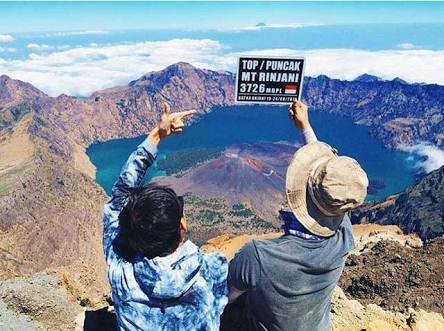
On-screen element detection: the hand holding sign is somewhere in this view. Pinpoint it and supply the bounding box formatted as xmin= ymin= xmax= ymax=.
xmin=289 ymin=100 xmax=310 ymax=131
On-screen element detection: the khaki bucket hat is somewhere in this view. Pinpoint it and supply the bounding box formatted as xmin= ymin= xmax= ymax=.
xmin=286 ymin=141 xmax=369 ymax=237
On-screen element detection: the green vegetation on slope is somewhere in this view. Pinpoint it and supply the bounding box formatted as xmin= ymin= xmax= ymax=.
xmin=157 ymin=147 xmax=223 ymax=176
xmin=183 ymin=193 xmax=277 ymax=245
xmin=229 ymin=204 xmax=255 ymax=218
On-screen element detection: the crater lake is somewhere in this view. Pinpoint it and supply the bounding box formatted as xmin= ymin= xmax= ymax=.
xmin=87 ymin=105 xmax=422 ymax=201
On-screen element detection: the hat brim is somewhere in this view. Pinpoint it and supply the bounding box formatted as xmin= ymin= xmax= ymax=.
xmin=286 ymin=142 xmax=344 ymax=237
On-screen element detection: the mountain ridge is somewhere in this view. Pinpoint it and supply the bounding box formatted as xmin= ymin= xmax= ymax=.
xmin=3 ymin=61 xmax=443 ymax=152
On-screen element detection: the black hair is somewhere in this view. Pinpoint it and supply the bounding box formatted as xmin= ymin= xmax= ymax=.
xmin=118 ymin=183 xmax=184 ymax=260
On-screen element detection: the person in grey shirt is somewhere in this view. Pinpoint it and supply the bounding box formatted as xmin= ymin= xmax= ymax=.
xmin=226 ymin=101 xmax=369 ymax=331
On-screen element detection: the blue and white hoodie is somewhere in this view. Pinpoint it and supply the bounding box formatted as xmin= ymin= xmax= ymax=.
xmin=102 ymin=137 xmax=228 ymax=330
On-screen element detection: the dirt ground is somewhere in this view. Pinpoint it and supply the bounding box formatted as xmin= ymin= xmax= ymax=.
xmin=339 ymin=237 xmax=444 ymax=315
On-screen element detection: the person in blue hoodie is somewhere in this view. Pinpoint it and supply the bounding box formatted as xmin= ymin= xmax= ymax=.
xmin=102 ymin=102 xmax=228 ymax=330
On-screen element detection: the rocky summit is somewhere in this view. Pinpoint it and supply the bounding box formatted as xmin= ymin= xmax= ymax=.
xmin=0 ymin=62 xmax=444 ymax=328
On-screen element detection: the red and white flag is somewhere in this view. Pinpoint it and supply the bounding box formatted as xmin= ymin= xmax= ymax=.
xmin=285 ymin=85 xmax=297 ymax=94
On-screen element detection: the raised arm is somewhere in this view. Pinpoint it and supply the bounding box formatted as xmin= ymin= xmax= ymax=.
xmin=103 ymin=103 xmax=197 ymax=255
xmin=228 ymin=100 xmax=316 ymax=303
xmin=289 ymin=100 xmax=317 ymax=145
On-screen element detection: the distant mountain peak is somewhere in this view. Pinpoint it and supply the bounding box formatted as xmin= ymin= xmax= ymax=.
xmin=0 ymin=74 xmax=11 ymax=82
xmin=162 ymin=62 xmax=199 ymax=76
xmin=391 ymin=77 xmax=408 ymax=84
xmin=354 ymin=74 xmax=383 ymax=82
xmin=128 ymin=62 xmax=201 ymax=87
xmin=0 ymin=75 xmax=47 ymax=109
xmin=170 ymin=61 xmax=195 ymax=69
xmin=314 ymin=74 xmax=331 ymax=80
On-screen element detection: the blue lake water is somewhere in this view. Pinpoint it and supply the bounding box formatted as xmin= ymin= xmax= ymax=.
xmin=87 ymin=106 xmax=420 ymax=201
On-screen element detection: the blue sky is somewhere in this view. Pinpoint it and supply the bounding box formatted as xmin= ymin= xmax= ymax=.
xmin=0 ymin=1 xmax=443 ymax=97
xmin=1 ymin=1 xmax=444 ymax=32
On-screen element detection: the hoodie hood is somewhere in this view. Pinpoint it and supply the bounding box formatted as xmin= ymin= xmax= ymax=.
xmin=133 ymin=240 xmax=202 ymax=299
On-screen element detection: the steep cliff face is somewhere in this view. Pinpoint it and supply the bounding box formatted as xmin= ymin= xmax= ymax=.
xmin=352 ymin=165 xmax=444 ymax=240
xmin=0 ymin=119 xmax=107 ymax=296
xmin=303 ymin=75 xmax=444 ymax=148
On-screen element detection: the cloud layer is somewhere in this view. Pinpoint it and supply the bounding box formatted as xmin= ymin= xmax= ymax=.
xmin=1 ymin=38 xmax=444 ymax=97
xmin=0 ymin=34 xmax=14 ymax=42
xmin=403 ymin=143 xmax=444 ymax=173
xmin=226 ymin=23 xmax=322 ymax=32
xmin=27 ymin=43 xmax=71 ymax=51
xmin=0 ymin=47 xmax=16 ymax=53
xmin=396 ymin=43 xmax=421 ymax=50
xmin=0 ymin=39 xmax=223 ymax=96
xmin=43 ymin=30 xmax=109 ymax=37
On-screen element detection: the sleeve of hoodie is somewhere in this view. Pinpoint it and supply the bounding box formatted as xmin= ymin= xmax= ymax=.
xmin=205 ymin=252 xmax=229 ymax=316
xmin=102 ymin=137 xmax=158 ymax=259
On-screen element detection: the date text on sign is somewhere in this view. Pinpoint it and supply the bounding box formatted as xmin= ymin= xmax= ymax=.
xmin=235 ymin=56 xmax=305 ymax=104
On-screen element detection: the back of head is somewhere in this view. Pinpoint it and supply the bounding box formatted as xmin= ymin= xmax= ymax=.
xmin=118 ymin=183 xmax=183 ymax=260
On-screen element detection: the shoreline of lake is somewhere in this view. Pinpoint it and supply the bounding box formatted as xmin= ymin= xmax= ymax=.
xmin=87 ymin=106 xmax=423 ymax=202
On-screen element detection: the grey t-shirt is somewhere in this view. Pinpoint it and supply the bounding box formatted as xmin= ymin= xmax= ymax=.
xmin=228 ymin=215 xmax=354 ymax=331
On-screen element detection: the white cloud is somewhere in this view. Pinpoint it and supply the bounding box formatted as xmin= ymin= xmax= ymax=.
xmin=0 ymin=39 xmax=223 ymax=96
xmin=27 ymin=43 xmax=51 ymax=50
xmin=1 ymin=39 xmax=444 ymax=97
xmin=225 ymin=48 xmax=444 ymax=85
xmin=0 ymin=47 xmax=16 ymax=53
xmin=397 ymin=43 xmax=421 ymax=50
xmin=403 ymin=143 xmax=444 ymax=173
xmin=0 ymin=34 xmax=14 ymax=42
xmin=44 ymin=30 xmax=109 ymax=37
xmin=236 ymin=23 xmax=316 ymax=31
xmin=222 ymin=23 xmax=322 ymax=32
xmin=27 ymin=43 xmax=70 ymax=51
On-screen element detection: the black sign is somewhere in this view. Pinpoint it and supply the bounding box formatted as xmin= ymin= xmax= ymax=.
xmin=235 ymin=56 xmax=305 ymax=104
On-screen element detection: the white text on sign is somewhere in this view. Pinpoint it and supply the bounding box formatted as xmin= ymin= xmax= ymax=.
xmin=241 ymin=59 xmax=302 ymax=71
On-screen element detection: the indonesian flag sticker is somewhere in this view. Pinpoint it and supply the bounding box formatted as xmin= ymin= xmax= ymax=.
xmin=285 ymin=85 xmax=297 ymax=94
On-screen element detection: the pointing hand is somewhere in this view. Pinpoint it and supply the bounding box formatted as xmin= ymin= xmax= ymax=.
xmin=158 ymin=102 xmax=197 ymax=138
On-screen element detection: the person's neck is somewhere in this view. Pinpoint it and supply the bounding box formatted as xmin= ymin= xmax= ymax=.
xmin=172 ymin=237 xmax=186 ymax=254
